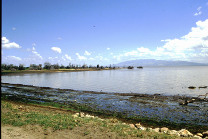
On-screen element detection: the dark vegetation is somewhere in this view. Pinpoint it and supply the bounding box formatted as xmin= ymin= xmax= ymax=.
xmin=1 ymin=62 xmax=116 ymax=71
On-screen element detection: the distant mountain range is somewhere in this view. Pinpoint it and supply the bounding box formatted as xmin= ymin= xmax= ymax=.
xmin=115 ymin=59 xmax=208 ymax=67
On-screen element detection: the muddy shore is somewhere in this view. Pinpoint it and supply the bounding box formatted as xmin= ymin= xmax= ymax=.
xmin=1 ymin=83 xmax=208 ymax=133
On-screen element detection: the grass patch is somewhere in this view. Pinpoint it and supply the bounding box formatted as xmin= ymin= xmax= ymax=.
xmin=1 ymin=100 xmax=193 ymax=138
xmin=1 ymin=101 xmax=80 ymax=130
xmin=2 ymin=94 xmax=208 ymax=134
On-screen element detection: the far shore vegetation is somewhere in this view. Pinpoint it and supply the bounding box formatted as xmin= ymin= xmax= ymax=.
xmin=1 ymin=62 xmax=117 ymax=74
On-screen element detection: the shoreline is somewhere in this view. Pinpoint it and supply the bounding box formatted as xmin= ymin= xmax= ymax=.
xmin=1 ymin=82 xmax=208 ymax=134
xmin=2 ymin=82 xmax=208 ymax=101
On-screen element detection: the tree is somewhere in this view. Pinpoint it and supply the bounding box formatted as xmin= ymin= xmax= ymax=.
xmin=53 ymin=63 xmax=60 ymax=69
xmin=60 ymin=65 xmax=65 ymax=69
xmin=38 ymin=64 xmax=42 ymax=70
xmin=30 ymin=64 xmax=38 ymax=70
xmin=18 ymin=64 xmax=25 ymax=70
xmin=1 ymin=64 xmax=7 ymax=70
xmin=44 ymin=62 xmax=51 ymax=70
xmin=8 ymin=64 xmax=14 ymax=70
xmin=82 ymin=64 xmax=88 ymax=69
xmin=97 ymin=64 xmax=99 ymax=68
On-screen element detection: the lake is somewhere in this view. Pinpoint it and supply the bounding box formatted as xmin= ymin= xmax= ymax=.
xmin=2 ymin=66 xmax=208 ymax=97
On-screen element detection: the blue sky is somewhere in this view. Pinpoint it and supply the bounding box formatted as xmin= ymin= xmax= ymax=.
xmin=2 ymin=0 xmax=208 ymax=66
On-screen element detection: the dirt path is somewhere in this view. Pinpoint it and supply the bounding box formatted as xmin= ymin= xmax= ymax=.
xmin=1 ymin=124 xmax=130 ymax=139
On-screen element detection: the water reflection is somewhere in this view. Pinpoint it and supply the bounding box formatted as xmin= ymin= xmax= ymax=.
xmin=2 ymin=66 xmax=208 ymax=97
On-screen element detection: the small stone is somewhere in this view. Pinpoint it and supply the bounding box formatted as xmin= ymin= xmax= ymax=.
xmin=139 ymin=127 xmax=146 ymax=131
xmin=79 ymin=112 xmax=85 ymax=117
xmin=109 ymin=118 xmax=118 ymax=123
xmin=168 ymin=130 xmax=179 ymax=136
xmin=160 ymin=127 xmax=169 ymax=133
xmin=122 ymin=123 xmax=127 ymax=125
xmin=135 ymin=123 xmax=142 ymax=128
xmin=153 ymin=128 xmax=160 ymax=133
xmin=178 ymin=129 xmax=193 ymax=137
xmin=193 ymin=135 xmax=202 ymax=139
xmin=85 ymin=114 xmax=94 ymax=118
xmin=129 ymin=124 xmax=136 ymax=129
xmin=196 ymin=133 xmax=203 ymax=137
xmin=72 ymin=114 xmax=78 ymax=118
xmin=134 ymin=123 xmax=146 ymax=130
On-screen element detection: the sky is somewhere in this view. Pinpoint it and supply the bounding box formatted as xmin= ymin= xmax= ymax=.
xmin=2 ymin=0 xmax=208 ymax=66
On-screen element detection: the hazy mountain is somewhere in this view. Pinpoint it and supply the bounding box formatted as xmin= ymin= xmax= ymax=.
xmin=115 ymin=59 xmax=208 ymax=67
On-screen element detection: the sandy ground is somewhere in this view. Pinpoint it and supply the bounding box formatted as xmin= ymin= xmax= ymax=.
xmin=1 ymin=124 xmax=132 ymax=139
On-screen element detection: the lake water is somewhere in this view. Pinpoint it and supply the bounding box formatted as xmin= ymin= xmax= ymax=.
xmin=2 ymin=66 xmax=208 ymax=97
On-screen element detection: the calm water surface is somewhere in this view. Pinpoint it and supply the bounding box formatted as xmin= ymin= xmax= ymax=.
xmin=2 ymin=66 xmax=208 ymax=97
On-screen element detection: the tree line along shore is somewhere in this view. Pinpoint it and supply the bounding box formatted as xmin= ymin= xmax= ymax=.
xmin=1 ymin=62 xmax=117 ymax=73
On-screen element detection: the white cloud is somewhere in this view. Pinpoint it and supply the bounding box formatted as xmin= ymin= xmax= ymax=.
xmin=137 ymin=47 xmax=152 ymax=53
xmin=3 ymin=56 xmax=22 ymax=61
xmin=62 ymin=56 xmax=66 ymax=61
xmin=89 ymin=57 xmax=95 ymax=60
xmin=163 ymin=19 xmax=208 ymax=52
xmin=124 ymin=50 xmax=138 ymax=56
xmin=32 ymin=51 xmax=42 ymax=59
xmin=2 ymin=55 xmax=22 ymax=65
xmin=2 ymin=37 xmax=9 ymax=44
xmin=84 ymin=50 xmax=91 ymax=56
xmin=8 ymin=56 xmax=22 ymax=61
xmin=65 ymin=54 xmax=72 ymax=61
xmin=76 ymin=53 xmax=87 ymax=60
xmin=48 ymin=57 xmax=53 ymax=60
xmin=95 ymin=55 xmax=109 ymax=61
xmin=2 ymin=37 xmax=21 ymax=49
xmin=12 ymin=27 xmax=16 ymax=31
xmin=194 ymin=6 xmax=202 ymax=16
xmin=112 ymin=19 xmax=208 ymax=63
xmin=197 ymin=6 xmax=202 ymax=11
xmin=51 ymin=47 xmax=62 ymax=53
xmin=107 ymin=48 xmax=110 ymax=50
xmin=26 ymin=47 xmax=42 ymax=60
xmin=194 ymin=11 xmax=202 ymax=16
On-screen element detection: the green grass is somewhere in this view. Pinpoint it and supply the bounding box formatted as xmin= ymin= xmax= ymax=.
xmin=1 ymin=100 xmax=185 ymax=138
xmin=1 ymin=101 xmax=80 ymax=130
